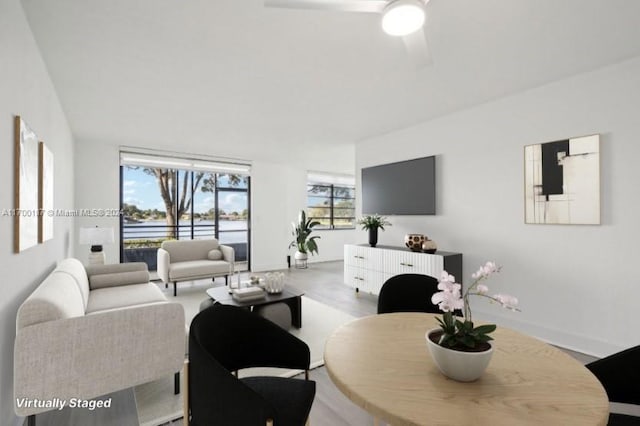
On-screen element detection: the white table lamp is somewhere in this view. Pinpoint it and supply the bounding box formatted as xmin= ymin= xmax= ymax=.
xmin=79 ymin=226 xmax=115 ymax=265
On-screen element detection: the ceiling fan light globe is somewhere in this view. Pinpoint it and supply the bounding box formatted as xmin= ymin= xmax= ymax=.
xmin=381 ymin=0 xmax=426 ymax=36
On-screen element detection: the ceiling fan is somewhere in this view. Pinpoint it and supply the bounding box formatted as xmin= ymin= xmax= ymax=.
xmin=264 ymin=0 xmax=433 ymax=68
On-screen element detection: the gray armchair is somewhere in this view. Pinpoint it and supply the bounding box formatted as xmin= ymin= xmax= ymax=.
xmin=157 ymin=239 xmax=235 ymax=296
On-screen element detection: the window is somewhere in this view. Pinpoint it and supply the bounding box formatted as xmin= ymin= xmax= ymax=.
xmin=119 ymin=149 xmax=251 ymax=270
xmin=307 ymin=172 xmax=355 ymax=229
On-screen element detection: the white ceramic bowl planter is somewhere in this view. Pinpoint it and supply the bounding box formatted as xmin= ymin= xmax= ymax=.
xmin=426 ymin=329 xmax=494 ymax=382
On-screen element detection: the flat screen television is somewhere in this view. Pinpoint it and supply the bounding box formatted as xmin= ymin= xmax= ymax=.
xmin=362 ymin=156 xmax=435 ymax=215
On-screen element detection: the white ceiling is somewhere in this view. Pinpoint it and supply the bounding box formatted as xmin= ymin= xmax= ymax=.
xmin=20 ymin=0 xmax=640 ymax=169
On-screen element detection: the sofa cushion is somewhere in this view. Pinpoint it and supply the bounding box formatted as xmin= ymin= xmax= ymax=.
xmin=161 ymin=239 xmax=219 ymax=263
xmin=16 ymin=272 xmax=85 ymax=330
xmin=86 ymin=283 xmax=168 ymax=314
xmin=55 ymin=258 xmax=90 ymax=310
xmin=86 ymin=262 xmax=147 ymax=277
xmin=168 ymin=260 xmax=231 ymax=281
xmin=207 ymin=249 xmax=223 ymax=260
xmin=89 ymin=270 xmax=150 ymax=290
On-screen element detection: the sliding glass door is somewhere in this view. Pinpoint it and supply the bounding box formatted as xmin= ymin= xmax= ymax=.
xmin=215 ymin=174 xmax=250 ymax=261
xmin=120 ymin=165 xmax=250 ymax=271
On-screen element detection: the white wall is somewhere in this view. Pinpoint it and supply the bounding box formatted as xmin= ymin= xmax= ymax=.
xmin=251 ymin=162 xmax=358 ymax=271
xmin=73 ymin=142 xmax=355 ymax=273
xmin=74 ymin=142 xmax=121 ymax=264
xmin=356 ymin=56 xmax=640 ymax=358
xmin=0 ymin=1 xmax=76 ymax=424
xmin=248 ymin=146 xmax=358 ymax=269
xmin=250 ymin=161 xmax=300 ymax=271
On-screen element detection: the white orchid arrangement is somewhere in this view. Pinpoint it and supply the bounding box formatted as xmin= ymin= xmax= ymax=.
xmin=431 ymin=261 xmax=519 ymax=350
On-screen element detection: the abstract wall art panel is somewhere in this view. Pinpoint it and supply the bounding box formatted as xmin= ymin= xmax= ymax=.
xmin=38 ymin=141 xmax=54 ymax=243
xmin=14 ymin=116 xmax=40 ymax=252
xmin=524 ymin=134 xmax=600 ymax=225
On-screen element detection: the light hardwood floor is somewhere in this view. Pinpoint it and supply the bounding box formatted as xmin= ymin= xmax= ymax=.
xmin=29 ymin=260 xmax=601 ymax=426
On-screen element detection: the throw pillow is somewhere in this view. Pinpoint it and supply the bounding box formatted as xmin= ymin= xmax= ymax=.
xmin=208 ymin=249 xmax=223 ymax=260
xmin=89 ymin=270 xmax=150 ymax=290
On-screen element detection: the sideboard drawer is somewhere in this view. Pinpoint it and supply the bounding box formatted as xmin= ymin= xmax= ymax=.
xmin=344 ymin=265 xmax=384 ymax=294
xmin=343 ymin=244 xmax=462 ymax=296
xmin=384 ymin=250 xmax=444 ymax=277
xmin=345 ymin=245 xmax=384 ymax=271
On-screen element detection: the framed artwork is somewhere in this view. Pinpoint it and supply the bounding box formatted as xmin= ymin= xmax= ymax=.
xmin=14 ymin=116 xmax=40 ymax=252
xmin=524 ymin=134 xmax=600 ymax=225
xmin=39 ymin=141 xmax=54 ymax=243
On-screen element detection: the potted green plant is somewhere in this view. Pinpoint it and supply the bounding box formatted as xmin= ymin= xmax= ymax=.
xmin=357 ymin=214 xmax=391 ymax=247
xmin=289 ymin=210 xmax=320 ymax=266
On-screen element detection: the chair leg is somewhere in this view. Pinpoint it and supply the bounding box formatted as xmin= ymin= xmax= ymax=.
xmin=27 ymin=415 xmax=36 ymax=426
xmin=165 ymin=282 xmax=168 ymax=289
xmin=173 ymin=282 xmax=177 ymax=297
xmin=305 ymin=369 xmax=309 ymax=381
xmin=174 ymin=371 xmax=180 ymax=394
xmin=225 ymin=275 xmax=228 ymax=285
xmin=183 ymin=361 xmax=190 ymax=426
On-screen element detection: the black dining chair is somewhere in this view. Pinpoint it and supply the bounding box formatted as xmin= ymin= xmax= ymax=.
xmin=377 ymin=273 xmax=442 ymax=314
xmin=586 ymin=345 xmax=640 ymax=425
xmin=185 ymin=302 xmax=316 ymax=426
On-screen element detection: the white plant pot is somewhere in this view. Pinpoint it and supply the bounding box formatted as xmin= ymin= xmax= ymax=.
xmin=426 ymin=329 xmax=494 ymax=382
xmin=294 ymin=251 xmax=308 ymax=261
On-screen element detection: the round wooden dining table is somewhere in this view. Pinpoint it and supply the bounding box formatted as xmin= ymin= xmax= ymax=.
xmin=324 ymin=313 xmax=609 ymax=426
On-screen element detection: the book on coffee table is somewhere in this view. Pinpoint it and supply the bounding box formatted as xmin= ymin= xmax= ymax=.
xmin=232 ymin=286 xmax=266 ymax=302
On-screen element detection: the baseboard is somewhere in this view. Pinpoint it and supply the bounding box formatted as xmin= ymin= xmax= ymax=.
xmin=307 ymin=256 xmax=343 ymax=264
xmin=252 ymin=257 xmax=343 ymax=273
xmin=474 ymin=310 xmax=623 ymax=359
xmin=251 ymin=263 xmax=287 ymax=273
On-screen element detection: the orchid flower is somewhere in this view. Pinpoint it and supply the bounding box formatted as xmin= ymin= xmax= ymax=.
xmin=431 ymin=278 xmax=463 ymax=311
xmin=493 ymin=294 xmax=519 ymax=310
xmin=431 ymin=261 xmax=519 ymax=349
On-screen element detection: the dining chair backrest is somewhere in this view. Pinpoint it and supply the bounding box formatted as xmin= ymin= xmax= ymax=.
xmin=377 ymin=273 xmax=441 ymax=314
xmin=586 ymin=345 xmax=640 ymax=405
xmin=586 ymin=345 xmax=640 ymax=425
xmin=187 ymin=303 xmax=314 ymax=426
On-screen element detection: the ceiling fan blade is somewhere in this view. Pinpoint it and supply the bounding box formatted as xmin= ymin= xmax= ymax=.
xmin=402 ymin=27 xmax=433 ymax=69
xmin=264 ymin=0 xmax=387 ymax=14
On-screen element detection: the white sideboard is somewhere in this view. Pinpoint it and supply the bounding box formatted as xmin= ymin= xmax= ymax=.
xmin=343 ymin=244 xmax=463 ymax=295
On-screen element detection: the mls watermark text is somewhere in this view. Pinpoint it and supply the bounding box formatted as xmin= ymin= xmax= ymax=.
xmin=1 ymin=209 xmax=123 ymax=218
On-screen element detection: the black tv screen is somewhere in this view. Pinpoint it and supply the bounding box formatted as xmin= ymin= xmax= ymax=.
xmin=362 ymin=156 xmax=435 ymax=215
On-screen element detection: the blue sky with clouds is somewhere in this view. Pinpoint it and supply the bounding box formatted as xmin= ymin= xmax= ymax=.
xmin=122 ymin=167 xmax=247 ymax=214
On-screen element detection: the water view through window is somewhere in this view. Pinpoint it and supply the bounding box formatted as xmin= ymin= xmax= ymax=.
xmin=120 ymin=165 xmax=250 ymax=270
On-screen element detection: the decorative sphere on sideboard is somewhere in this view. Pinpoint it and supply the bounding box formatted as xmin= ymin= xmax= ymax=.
xmin=422 ymin=239 xmax=437 ymax=254
xmin=404 ymin=234 xmax=425 ymax=252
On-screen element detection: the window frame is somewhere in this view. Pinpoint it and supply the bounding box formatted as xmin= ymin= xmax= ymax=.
xmin=306 ymin=181 xmax=356 ymax=230
xmin=119 ymin=157 xmax=252 ymax=269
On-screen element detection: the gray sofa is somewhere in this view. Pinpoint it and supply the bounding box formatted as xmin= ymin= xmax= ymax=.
xmin=157 ymin=239 xmax=235 ymax=296
xmin=14 ymin=259 xmax=185 ymax=421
